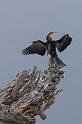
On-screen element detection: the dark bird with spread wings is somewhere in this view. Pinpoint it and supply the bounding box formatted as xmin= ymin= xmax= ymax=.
xmin=21 ymin=32 xmax=72 ymax=66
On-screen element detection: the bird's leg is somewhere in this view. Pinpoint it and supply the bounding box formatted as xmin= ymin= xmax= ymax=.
xmin=47 ymin=50 xmax=49 ymax=56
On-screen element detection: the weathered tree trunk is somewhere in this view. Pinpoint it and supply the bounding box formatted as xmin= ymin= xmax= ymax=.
xmin=0 ymin=58 xmax=64 ymax=124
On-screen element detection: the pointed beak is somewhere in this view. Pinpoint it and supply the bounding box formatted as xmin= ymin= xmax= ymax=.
xmin=51 ymin=32 xmax=57 ymax=39
xmin=53 ymin=32 xmax=57 ymax=34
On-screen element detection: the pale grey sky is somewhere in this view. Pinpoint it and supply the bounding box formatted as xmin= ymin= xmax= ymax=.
xmin=0 ymin=0 xmax=82 ymax=124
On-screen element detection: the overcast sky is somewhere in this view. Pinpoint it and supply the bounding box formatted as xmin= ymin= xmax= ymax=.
xmin=0 ymin=0 xmax=82 ymax=124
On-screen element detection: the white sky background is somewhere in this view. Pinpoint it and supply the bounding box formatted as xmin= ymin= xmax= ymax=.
xmin=0 ymin=0 xmax=82 ymax=124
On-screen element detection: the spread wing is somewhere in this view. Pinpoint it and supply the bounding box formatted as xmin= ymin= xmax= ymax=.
xmin=55 ymin=34 xmax=72 ymax=52
xmin=21 ymin=40 xmax=47 ymax=56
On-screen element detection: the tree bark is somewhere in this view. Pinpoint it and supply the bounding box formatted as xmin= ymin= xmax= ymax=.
xmin=0 ymin=58 xmax=64 ymax=124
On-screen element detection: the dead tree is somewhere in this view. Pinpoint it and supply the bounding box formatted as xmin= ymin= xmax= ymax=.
xmin=0 ymin=58 xmax=64 ymax=124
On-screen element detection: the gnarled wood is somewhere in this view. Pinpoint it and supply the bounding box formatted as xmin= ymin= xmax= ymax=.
xmin=0 ymin=58 xmax=64 ymax=124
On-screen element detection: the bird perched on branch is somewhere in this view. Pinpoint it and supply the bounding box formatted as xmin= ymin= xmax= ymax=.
xmin=21 ymin=32 xmax=72 ymax=66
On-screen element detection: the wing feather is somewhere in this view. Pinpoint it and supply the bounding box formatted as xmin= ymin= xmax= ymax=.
xmin=21 ymin=40 xmax=47 ymax=56
xmin=56 ymin=34 xmax=72 ymax=52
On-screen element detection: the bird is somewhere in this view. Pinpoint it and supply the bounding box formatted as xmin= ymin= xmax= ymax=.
xmin=21 ymin=32 xmax=72 ymax=66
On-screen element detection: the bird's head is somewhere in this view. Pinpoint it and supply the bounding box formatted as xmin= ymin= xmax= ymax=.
xmin=46 ymin=32 xmax=57 ymax=41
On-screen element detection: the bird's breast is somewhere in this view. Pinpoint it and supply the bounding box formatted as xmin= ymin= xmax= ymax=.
xmin=47 ymin=42 xmax=56 ymax=56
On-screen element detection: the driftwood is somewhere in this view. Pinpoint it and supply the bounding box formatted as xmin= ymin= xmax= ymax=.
xmin=0 ymin=58 xmax=64 ymax=124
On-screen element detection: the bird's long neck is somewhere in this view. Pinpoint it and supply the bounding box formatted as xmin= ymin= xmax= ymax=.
xmin=46 ymin=32 xmax=53 ymax=55
xmin=46 ymin=34 xmax=52 ymax=41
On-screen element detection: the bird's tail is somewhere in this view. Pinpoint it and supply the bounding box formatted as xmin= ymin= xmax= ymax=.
xmin=51 ymin=55 xmax=66 ymax=67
